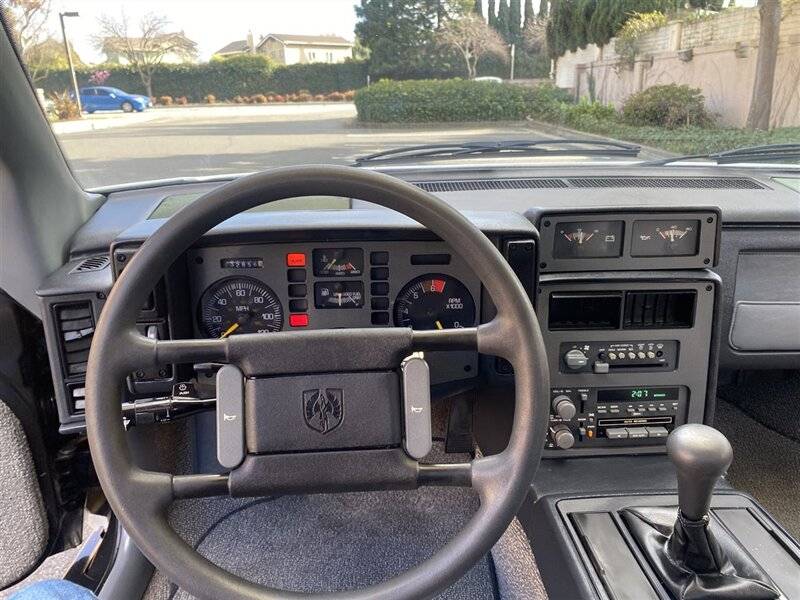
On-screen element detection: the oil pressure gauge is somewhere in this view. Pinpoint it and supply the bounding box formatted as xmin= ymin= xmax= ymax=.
xmin=631 ymin=220 xmax=700 ymax=256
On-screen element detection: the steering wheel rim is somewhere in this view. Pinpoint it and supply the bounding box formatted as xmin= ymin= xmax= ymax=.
xmin=85 ymin=165 xmax=550 ymax=600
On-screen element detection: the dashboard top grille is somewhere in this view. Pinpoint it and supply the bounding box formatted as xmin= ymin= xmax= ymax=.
xmin=413 ymin=178 xmax=567 ymax=192
xmin=412 ymin=176 xmax=764 ymax=192
xmin=565 ymin=176 xmax=764 ymax=189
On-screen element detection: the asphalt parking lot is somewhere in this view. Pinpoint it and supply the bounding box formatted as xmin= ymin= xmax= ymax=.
xmin=54 ymin=104 xmax=650 ymax=189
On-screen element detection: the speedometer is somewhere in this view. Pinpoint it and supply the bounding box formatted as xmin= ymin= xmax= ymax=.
xmin=394 ymin=274 xmax=476 ymax=330
xmin=199 ymin=277 xmax=283 ymax=338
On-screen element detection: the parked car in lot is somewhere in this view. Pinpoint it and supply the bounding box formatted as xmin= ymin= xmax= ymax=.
xmin=75 ymin=86 xmax=152 ymax=113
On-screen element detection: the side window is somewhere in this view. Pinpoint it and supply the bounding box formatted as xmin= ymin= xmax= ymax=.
xmin=96 ymin=89 xmax=110 ymax=97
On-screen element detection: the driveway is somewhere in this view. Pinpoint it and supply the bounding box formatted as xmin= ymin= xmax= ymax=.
xmin=54 ymin=104 xmax=651 ymax=189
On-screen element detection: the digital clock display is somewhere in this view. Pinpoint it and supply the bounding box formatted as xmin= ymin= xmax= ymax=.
xmin=597 ymin=386 xmax=679 ymax=404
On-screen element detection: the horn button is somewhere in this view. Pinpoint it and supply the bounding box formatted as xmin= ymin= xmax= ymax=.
xmin=245 ymin=372 xmax=402 ymax=453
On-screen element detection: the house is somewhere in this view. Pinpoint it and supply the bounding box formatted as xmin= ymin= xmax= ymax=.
xmin=101 ymin=31 xmax=198 ymax=65
xmin=255 ymin=34 xmax=353 ymax=65
xmin=213 ymin=32 xmax=256 ymax=58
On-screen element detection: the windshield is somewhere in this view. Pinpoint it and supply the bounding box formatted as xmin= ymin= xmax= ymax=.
xmin=3 ymin=0 xmax=799 ymax=189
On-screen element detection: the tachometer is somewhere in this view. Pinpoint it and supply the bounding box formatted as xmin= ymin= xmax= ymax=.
xmin=394 ymin=274 xmax=476 ymax=330
xmin=199 ymin=277 xmax=283 ymax=338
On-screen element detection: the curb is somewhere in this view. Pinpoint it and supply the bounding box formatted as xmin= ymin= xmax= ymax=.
xmin=524 ymin=119 xmax=676 ymax=159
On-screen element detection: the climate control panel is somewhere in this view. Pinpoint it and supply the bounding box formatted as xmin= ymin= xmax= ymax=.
xmin=546 ymin=386 xmax=688 ymax=451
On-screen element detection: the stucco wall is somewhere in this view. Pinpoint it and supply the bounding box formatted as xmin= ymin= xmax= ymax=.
xmin=556 ymin=7 xmax=800 ymax=128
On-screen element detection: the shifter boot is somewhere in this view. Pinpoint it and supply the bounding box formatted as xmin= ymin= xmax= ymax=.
xmin=621 ymin=506 xmax=780 ymax=600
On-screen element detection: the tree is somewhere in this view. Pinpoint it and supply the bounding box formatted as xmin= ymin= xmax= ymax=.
xmin=473 ymin=0 xmax=484 ymax=16
xmin=746 ymin=0 xmax=781 ymax=130
xmin=523 ymin=13 xmax=548 ymax=53
xmin=94 ymin=12 xmax=197 ymax=98
xmin=488 ymin=0 xmax=497 ymax=26
xmin=5 ymin=0 xmax=55 ymax=81
xmin=355 ymin=0 xmax=440 ymax=78
xmin=524 ymin=0 xmax=536 ymax=27
xmin=496 ymin=0 xmax=511 ymax=40
xmin=539 ymin=0 xmax=549 ymax=18
xmin=437 ymin=15 xmax=508 ymax=77
xmin=509 ymin=0 xmax=522 ymax=43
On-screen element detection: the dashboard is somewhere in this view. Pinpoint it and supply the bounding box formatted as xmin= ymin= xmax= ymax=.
xmin=36 ymin=165 xmax=800 ymax=458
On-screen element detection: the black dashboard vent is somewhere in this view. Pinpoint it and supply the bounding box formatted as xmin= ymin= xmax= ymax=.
xmin=413 ymin=178 xmax=568 ymax=192
xmin=53 ymin=302 xmax=94 ymax=377
xmin=623 ymin=291 xmax=696 ymax=329
xmin=71 ymin=255 xmax=110 ymax=273
xmin=565 ymin=176 xmax=764 ymax=189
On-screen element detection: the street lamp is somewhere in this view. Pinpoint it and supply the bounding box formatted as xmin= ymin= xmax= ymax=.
xmin=59 ymin=11 xmax=82 ymax=117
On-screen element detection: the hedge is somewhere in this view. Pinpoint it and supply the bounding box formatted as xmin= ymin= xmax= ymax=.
xmin=38 ymin=60 xmax=369 ymax=102
xmin=355 ymin=79 xmax=571 ymax=123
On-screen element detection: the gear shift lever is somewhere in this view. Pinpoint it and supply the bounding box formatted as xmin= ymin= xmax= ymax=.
xmin=667 ymin=423 xmax=732 ymax=521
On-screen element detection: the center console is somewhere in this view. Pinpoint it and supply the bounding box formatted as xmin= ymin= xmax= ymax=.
xmin=535 ymin=209 xmax=721 ymax=456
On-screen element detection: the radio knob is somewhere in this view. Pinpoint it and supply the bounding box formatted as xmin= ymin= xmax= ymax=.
xmin=564 ymin=349 xmax=588 ymax=370
xmin=552 ymin=425 xmax=576 ymax=449
xmin=552 ymin=395 xmax=577 ymax=420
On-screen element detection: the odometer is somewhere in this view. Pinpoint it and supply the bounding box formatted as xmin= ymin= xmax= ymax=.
xmin=199 ymin=277 xmax=283 ymax=338
xmin=394 ymin=274 xmax=476 ymax=330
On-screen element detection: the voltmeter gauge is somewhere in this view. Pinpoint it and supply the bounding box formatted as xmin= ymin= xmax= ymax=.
xmin=553 ymin=220 xmax=624 ymax=259
xmin=199 ymin=277 xmax=283 ymax=337
xmin=394 ymin=274 xmax=476 ymax=330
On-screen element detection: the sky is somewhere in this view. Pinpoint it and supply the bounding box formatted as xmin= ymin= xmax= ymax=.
xmin=45 ymin=0 xmax=361 ymax=63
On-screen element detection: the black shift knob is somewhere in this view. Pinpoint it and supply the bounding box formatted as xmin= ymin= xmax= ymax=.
xmin=667 ymin=424 xmax=733 ymax=521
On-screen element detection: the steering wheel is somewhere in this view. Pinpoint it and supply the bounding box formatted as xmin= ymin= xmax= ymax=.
xmin=85 ymin=166 xmax=550 ymax=600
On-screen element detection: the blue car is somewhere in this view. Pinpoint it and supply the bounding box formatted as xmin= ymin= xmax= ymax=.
xmin=76 ymin=86 xmax=152 ymax=113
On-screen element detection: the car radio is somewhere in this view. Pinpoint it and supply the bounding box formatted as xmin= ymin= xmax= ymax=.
xmin=559 ymin=340 xmax=679 ymax=374
xmin=546 ymin=386 xmax=688 ymax=451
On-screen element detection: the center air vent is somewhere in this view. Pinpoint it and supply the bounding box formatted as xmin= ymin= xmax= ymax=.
xmin=71 ymin=255 xmax=110 ymax=273
xmin=623 ymin=291 xmax=696 ymax=329
xmin=565 ymin=176 xmax=763 ymax=189
xmin=414 ymin=178 xmax=567 ymax=192
xmin=53 ymin=302 xmax=94 ymax=377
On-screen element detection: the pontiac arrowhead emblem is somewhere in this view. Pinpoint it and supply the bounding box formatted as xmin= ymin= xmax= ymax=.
xmin=303 ymin=388 xmax=343 ymax=434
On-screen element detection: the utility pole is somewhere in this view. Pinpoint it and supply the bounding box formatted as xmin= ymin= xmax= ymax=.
xmin=509 ymin=43 xmax=516 ymax=80
xmin=59 ymin=11 xmax=82 ymax=116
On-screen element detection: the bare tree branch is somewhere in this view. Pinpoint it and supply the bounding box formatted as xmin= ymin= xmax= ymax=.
xmin=6 ymin=0 xmax=54 ymax=81
xmin=94 ymin=11 xmax=197 ymax=97
xmin=437 ymin=15 xmax=508 ymax=79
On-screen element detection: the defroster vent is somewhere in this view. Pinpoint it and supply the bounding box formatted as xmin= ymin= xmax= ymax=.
xmin=53 ymin=302 xmax=94 ymax=377
xmin=623 ymin=291 xmax=696 ymax=329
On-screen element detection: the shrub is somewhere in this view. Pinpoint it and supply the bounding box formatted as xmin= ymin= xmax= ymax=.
xmin=266 ymin=95 xmax=276 ymax=102
xmin=561 ymin=98 xmax=618 ymax=128
xmin=327 ymin=91 xmax=345 ymax=102
xmin=38 ymin=60 xmax=369 ymax=102
xmin=158 ymin=95 xmax=173 ymax=105
xmin=49 ymin=91 xmax=80 ymax=120
xmin=297 ymin=92 xmax=313 ymax=102
xmin=622 ymin=84 xmax=712 ymax=129
xmin=314 ymin=94 xmax=325 ymax=101
xmin=205 ymin=94 xmax=216 ymax=104
xmin=273 ymin=94 xmax=286 ymax=102
xmin=355 ymin=79 xmax=553 ymax=123
xmin=175 ymin=96 xmax=188 ymax=105
xmin=252 ymin=94 xmax=267 ymax=104
xmin=344 ymin=90 xmax=355 ymax=101
xmin=232 ymin=95 xmax=244 ymax=103
xmin=524 ymin=82 xmax=574 ymax=121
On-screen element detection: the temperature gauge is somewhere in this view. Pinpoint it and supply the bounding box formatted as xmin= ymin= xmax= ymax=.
xmin=312 ymin=248 xmax=364 ymax=277
xmin=631 ymin=220 xmax=700 ymax=257
xmin=314 ymin=281 xmax=365 ymax=309
xmin=553 ymin=220 xmax=624 ymax=259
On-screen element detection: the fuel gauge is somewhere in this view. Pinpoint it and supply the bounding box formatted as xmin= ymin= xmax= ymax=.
xmin=314 ymin=281 xmax=365 ymax=309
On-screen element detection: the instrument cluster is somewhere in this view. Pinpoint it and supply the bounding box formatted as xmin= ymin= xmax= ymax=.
xmin=188 ymin=241 xmax=482 ymax=340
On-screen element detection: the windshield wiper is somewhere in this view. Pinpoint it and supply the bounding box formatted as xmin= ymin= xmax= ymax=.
xmin=354 ymin=139 xmax=641 ymax=165
xmin=641 ymin=143 xmax=800 ymax=166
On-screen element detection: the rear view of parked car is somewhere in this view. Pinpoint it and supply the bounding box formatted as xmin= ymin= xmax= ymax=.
xmin=77 ymin=86 xmax=152 ymax=113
